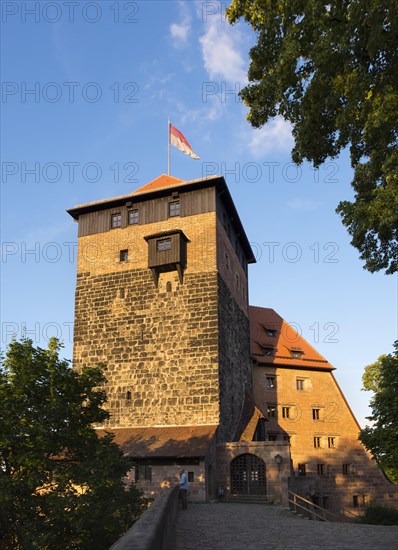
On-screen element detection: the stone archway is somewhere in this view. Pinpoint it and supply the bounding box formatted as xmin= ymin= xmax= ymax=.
xmin=231 ymin=454 xmax=266 ymax=495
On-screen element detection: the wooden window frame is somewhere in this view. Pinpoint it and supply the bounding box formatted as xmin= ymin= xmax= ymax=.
xmin=128 ymin=209 xmax=139 ymax=225
xmin=169 ymin=200 xmax=180 ymax=217
xmin=111 ymin=212 xmax=122 ymax=229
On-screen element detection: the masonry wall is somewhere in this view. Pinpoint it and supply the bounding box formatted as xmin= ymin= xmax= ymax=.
xmin=253 ymin=364 xmax=398 ymax=512
xmin=74 ymin=212 xmax=221 ymax=427
xmin=73 ymin=207 xmax=252 ymax=432
xmin=216 ymin=442 xmax=290 ymax=505
xmin=125 ymin=460 xmax=206 ymax=503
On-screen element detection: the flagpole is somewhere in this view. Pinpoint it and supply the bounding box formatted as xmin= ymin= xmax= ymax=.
xmin=168 ymin=118 xmax=170 ymax=176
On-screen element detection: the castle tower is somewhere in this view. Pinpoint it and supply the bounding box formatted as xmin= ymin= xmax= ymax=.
xmin=68 ymin=175 xmax=255 ymax=442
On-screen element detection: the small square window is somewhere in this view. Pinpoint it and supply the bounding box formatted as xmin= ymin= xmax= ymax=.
xmin=157 ymin=238 xmax=171 ymax=252
xmin=284 ymin=435 xmax=291 ymax=443
xmin=312 ymin=408 xmax=320 ymax=420
xmin=267 ymin=405 xmax=276 ymax=418
xmin=266 ymin=376 xmax=276 ymax=388
xmin=317 ymin=463 xmax=325 ymax=475
xmin=188 ymin=471 xmax=194 ymax=482
xmin=169 ymin=200 xmax=180 ymax=217
xmin=328 ymin=437 xmax=336 ymax=448
xmin=282 ymin=406 xmax=290 ymax=419
xmin=343 ymin=463 xmax=351 ymax=475
xmin=296 ymin=378 xmax=305 ymax=391
xmin=120 ymin=249 xmax=128 ymax=262
xmin=268 ymin=433 xmax=278 ymax=442
xmin=128 ymin=209 xmax=139 ymax=225
xmin=314 ymin=436 xmax=321 ymax=448
xmin=111 ymin=213 xmax=122 ymax=228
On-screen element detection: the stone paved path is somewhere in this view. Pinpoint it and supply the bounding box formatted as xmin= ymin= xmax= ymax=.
xmin=175 ymin=503 xmax=398 ymax=550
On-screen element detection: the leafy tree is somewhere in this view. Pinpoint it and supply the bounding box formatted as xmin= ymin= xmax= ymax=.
xmin=359 ymin=342 xmax=398 ymax=483
xmin=227 ymin=0 xmax=398 ymax=274
xmin=0 ymin=338 xmax=146 ymax=550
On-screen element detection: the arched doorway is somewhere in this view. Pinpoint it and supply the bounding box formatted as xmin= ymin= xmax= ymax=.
xmin=231 ymin=454 xmax=266 ymax=495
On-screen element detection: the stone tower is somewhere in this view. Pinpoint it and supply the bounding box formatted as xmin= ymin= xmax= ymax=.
xmin=68 ymin=175 xmax=255 ymax=442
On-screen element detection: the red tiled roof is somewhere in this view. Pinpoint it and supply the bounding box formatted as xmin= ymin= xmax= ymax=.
xmin=96 ymin=424 xmax=218 ymax=458
xmin=249 ymin=306 xmax=334 ymax=370
xmin=132 ymin=174 xmax=185 ymax=195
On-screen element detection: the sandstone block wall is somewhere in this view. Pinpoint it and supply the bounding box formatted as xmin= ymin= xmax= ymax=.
xmin=253 ymin=365 xmax=398 ymax=511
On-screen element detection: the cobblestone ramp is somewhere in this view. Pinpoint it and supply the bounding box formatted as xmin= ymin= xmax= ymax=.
xmin=175 ymin=503 xmax=398 ymax=550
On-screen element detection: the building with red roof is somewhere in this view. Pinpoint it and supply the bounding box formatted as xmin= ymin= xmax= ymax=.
xmin=68 ymin=174 xmax=397 ymax=514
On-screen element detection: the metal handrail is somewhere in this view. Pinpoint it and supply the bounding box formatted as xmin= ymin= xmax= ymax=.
xmin=288 ymin=491 xmax=340 ymax=522
xmin=288 ymin=490 xmax=360 ymax=522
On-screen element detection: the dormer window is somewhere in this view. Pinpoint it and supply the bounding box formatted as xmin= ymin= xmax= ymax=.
xmin=169 ymin=200 xmax=180 ymax=217
xmin=265 ymin=328 xmax=276 ymax=337
xmin=290 ymin=348 xmax=304 ymax=359
xmin=262 ymin=346 xmax=274 ymax=356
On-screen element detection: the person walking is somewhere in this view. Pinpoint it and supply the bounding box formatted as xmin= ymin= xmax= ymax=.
xmin=179 ymin=469 xmax=188 ymax=510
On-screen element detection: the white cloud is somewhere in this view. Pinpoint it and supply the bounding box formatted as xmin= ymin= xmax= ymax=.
xmin=169 ymin=1 xmax=191 ymax=47
xmin=199 ymin=18 xmax=247 ymax=83
xmin=287 ymin=199 xmax=318 ymax=211
xmin=170 ymin=21 xmax=190 ymax=44
xmin=248 ymin=117 xmax=294 ymax=157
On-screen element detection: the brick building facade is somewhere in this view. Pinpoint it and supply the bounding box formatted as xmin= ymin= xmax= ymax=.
xmin=68 ymin=174 xmax=397 ymax=514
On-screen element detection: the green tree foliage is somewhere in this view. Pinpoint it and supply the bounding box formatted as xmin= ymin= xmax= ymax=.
xmin=0 ymin=338 xmax=146 ymax=549
xmin=359 ymin=342 xmax=398 ymax=483
xmin=227 ymin=0 xmax=398 ymax=274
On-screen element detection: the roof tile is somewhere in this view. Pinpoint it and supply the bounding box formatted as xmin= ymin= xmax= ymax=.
xmin=249 ymin=306 xmax=334 ymax=370
xmin=96 ymin=424 xmax=218 ymax=458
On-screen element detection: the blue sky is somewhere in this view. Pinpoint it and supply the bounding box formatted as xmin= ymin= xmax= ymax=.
xmin=1 ymin=1 xmax=397 ymax=426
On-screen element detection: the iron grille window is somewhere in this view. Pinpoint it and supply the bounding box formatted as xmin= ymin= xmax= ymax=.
xmin=169 ymin=200 xmax=180 ymax=217
xmin=120 ymin=249 xmax=128 ymax=262
xmin=343 ymin=464 xmax=351 ymax=475
xmin=282 ymin=406 xmax=290 ymax=419
xmin=314 ymin=436 xmax=322 ymax=448
xmin=312 ymin=408 xmax=320 ymax=420
xmin=111 ymin=213 xmax=122 ymax=228
xmin=328 ymin=437 xmax=336 ymax=448
xmin=128 ymin=209 xmax=139 ymax=225
xmin=157 ymin=238 xmax=172 ymax=252
xmin=266 ymin=376 xmax=275 ymax=388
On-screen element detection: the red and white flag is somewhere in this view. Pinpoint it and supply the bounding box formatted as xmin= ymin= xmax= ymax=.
xmin=170 ymin=124 xmax=200 ymax=160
